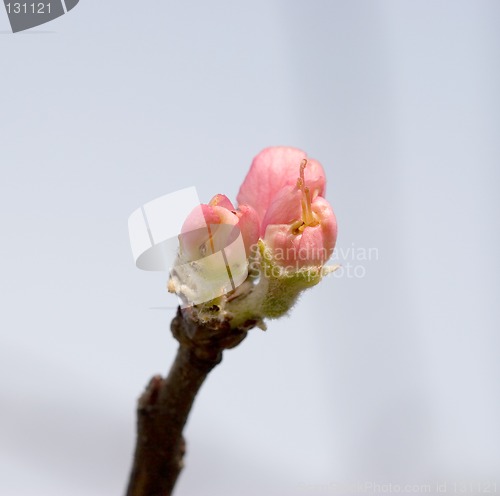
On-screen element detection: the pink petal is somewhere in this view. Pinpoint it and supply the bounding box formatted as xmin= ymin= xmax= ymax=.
xmin=263 ymin=196 xmax=337 ymax=268
xmin=209 ymin=194 xmax=235 ymax=210
xmin=180 ymin=204 xmax=238 ymax=260
xmin=234 ymin=204 xmax=260 ymax=256
xmin=310 ymin=196 xmax=337 ymax=258
xmin=260 ymin=185 xmax=302 ymax=236
xmin=179 ymin=201 xmax=260 ymax=261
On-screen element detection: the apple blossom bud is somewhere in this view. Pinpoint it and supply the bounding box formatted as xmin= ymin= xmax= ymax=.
xmin=179 ymin=202 xmax=238 ymax=262
xmin=172 ymin=195 xmax=260 ymax=307
xmin=237 ymin=146 xmax=326 ymax=225
xmin=179 ymin=195 xmax=260 ymax=262
xmin=262 ymin=160 xmax=337 ymax=268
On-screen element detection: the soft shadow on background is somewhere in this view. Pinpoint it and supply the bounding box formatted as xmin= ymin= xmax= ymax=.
xmin=0 ymin=1 xmax=499 ymax=495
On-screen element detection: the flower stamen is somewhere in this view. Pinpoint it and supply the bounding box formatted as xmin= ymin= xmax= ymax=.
xmin=295 ymin=159 xmax=318 ymax=229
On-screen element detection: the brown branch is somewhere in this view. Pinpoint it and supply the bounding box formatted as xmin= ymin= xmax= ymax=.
xmin=125 ymin=307 xmax=257 ymax=496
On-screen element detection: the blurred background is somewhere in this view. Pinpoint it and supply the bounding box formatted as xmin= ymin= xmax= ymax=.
xmin=1 ymin=1 xmax=499 ymax=495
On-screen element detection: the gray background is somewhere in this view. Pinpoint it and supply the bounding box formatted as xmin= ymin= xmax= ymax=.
xmin=1 ymin=1 xmax=499 ymax=495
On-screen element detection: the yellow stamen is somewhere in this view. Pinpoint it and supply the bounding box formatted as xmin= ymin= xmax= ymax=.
xmin=304 ymin=187 xmax=315 ymax=225
xmin=296 ymin=159 xmax=318 ymax=228
xmin=206 ymin=223 xmax=216 ymax=254
xmin=300 ymin=159 xmax=307 ymax=183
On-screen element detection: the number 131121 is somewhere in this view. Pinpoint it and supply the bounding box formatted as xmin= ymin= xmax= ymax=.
xmin=5 ymin=3 xmax=51 ymax=14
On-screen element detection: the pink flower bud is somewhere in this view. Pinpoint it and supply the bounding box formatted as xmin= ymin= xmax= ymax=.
xmin=262 ymin=161 xmax=337 ymax=268
xmin=179 ymin=195 xmax=259 ymax=260
xmin=237 ymin=146 xmax=326 ymax=225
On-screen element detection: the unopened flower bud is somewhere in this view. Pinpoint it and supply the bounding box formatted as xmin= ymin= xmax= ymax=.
xmin=237 ymin=146 xmax=326 ymax=225
xmin=172 ymin=194 xmax=260 ymax=307
xmin=262 ymin=160 xmax=337 ymax=268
